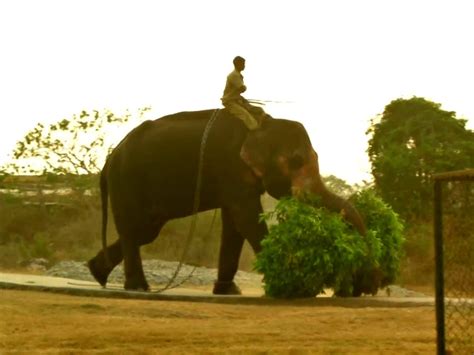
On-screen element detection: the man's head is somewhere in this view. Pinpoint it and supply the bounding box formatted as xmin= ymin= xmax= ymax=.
xmin=233 ymin=56 xmax=246 ymax=72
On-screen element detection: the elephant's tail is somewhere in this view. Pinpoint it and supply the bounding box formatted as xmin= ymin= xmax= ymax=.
xmin=100 ymin=165 xmax=110 ymax=267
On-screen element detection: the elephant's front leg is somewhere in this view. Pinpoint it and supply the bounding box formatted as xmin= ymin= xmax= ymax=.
xmin=213 ymin=206 xmax=245 ymax=295
xmin=213 ymin=198 xmax=267 ymax=295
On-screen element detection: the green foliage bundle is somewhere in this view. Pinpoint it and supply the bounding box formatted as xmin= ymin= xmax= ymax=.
xmin=348 ymin=189 xmax=405 ymax=295
xmin=254 ymin=190 xmax=404 ymax=298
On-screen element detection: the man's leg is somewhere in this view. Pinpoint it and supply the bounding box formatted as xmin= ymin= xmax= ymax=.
xmin=242 ymin=101 xmax=272 ymax=124
xmin=225 ymin=103 xmax=259 ymax=130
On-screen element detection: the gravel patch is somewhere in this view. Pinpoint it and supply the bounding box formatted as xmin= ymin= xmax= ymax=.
xmin=46 ymin=259 xmax=263 ymax=287
xmin=44 ymin=259 xmax=427 ymax=297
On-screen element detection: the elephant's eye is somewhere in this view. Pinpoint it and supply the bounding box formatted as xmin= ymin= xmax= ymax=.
xmin=288 ymin=154 xmax=304 ymax=170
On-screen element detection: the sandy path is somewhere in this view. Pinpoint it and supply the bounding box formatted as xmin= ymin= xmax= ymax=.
xmin=0 ymin=289 xmax=436 ymax=354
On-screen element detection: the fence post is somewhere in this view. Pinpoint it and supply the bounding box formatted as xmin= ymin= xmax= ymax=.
xmin=434 ymin=179 xmax=445 ymax=355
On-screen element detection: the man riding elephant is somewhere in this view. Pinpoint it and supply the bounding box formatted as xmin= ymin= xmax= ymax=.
xmin=221 ymin=56 xmax=270 ymax=130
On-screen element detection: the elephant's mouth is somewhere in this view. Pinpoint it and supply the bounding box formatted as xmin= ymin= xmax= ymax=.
xmin=263 ymin=176 xmax=292 ymax=200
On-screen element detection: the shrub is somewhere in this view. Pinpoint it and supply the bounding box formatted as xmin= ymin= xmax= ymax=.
xmin=254 ymin=190 xmax=404 ymax=298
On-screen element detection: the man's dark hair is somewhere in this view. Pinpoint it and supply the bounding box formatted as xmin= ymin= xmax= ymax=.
xmin=233 ymin=56 xmax=245 ymax=66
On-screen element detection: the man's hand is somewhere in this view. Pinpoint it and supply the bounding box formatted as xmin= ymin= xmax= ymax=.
xmin=239 ymin=85 xmax=247 ymax=93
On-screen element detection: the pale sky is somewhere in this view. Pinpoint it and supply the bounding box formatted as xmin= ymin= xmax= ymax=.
xmin=1 ymin=0 xmax=473 ymax=184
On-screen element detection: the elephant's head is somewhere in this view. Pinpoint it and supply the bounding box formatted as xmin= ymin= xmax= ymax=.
xmin=240 ymin=118 xmax=367 ymax=236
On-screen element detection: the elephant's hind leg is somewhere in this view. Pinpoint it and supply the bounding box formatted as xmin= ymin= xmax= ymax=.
xmin=121 ymin=235 xmax=149 ymax=291
xmin=121 ymin=220 xmax=165 ymax=291
xmin=88 ymin=240 xmax=123 ymax=287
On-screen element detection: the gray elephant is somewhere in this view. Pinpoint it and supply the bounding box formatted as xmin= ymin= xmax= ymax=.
xmin=88 ymin=109 xmax=366 ymax=294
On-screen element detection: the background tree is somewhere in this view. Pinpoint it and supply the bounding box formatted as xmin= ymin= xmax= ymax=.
xmin=367 ymin=97 xmax=474 ymax=219
xmin=3 ymin=107 xmax=151 ymax=176
xmin=322 ymin=174 xmax=368 ymax=198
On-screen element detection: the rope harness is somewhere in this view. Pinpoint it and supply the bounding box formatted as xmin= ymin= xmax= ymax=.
xmin=154 ymin=109 xmax=221 ymax=292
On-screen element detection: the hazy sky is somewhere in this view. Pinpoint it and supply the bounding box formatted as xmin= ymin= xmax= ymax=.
xmin=1 ymin=0 xmax=473 ymax=183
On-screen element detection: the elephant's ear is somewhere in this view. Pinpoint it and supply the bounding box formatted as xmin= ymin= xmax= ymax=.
xmin=239 ymin=129 xmax=270 ymax=178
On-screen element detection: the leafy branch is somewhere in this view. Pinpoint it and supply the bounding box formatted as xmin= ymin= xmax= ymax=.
xmin=3 ymin=107 xmax=151 ymax=175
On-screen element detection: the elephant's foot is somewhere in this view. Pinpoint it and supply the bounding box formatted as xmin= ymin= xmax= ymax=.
xmin=87 ymin=258 xmax=109 ymax=287
xmin=213 ymin=281 xmax=242 ymax=295
xmin=124 ymin=278 xmax=150 ymax=292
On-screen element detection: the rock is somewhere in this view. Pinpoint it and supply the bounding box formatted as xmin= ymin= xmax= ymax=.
xmin=383 ymin=285 xmax=427 ymax=298
xmin=22 ymin=258 xmax=50 ymax=272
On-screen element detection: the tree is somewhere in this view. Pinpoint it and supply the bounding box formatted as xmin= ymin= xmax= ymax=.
xmin=366 ymin=97 xmax=474 ymax=219
xmin=322 ymin=174 xmax=367 ymax=198
xmin=3 ymin=107 xmax=151 ymax=175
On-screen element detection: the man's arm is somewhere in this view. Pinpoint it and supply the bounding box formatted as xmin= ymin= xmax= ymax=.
xmin=229 ymin=73 xmax=246 ymax=94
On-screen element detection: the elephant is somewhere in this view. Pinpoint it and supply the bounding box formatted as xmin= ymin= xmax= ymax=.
xmin=87 ymin=109 xmax=366 ymax=294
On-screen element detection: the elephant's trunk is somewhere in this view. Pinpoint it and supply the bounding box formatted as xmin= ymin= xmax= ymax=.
xmin=291 ymin=150 xmax=367 ymax=236
xmin=313 ymin=184 xmax=367 ymax=236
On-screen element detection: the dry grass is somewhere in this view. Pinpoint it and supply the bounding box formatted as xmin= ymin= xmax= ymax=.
xmin=0 ymin=289 xmax=436 ymax=354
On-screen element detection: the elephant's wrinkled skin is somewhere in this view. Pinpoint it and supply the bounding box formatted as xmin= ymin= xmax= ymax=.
xmin=88 ymin=109 xmax=366 ymax=294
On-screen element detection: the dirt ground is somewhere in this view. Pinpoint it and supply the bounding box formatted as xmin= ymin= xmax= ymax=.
xmin=0 ymin=289 xmax=436 ymax=354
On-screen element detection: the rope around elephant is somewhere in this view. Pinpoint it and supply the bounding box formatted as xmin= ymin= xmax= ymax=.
xmin=154 ymin=109 xmax=221 ymax=293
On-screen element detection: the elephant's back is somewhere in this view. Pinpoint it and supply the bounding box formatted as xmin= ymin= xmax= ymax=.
xmin=112 ymin=110 xmax=217 ymax=155
xmin=104 ymin=108 xmax=246 ymax=216
xmin=158 ymin=109 xmax=218 ymax=124
xmin=106 ymin=108 xmax=244 ymax=180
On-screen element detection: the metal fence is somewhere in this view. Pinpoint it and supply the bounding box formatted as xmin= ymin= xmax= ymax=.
xmin=433 ymin=169 xmax=474 ymax=355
